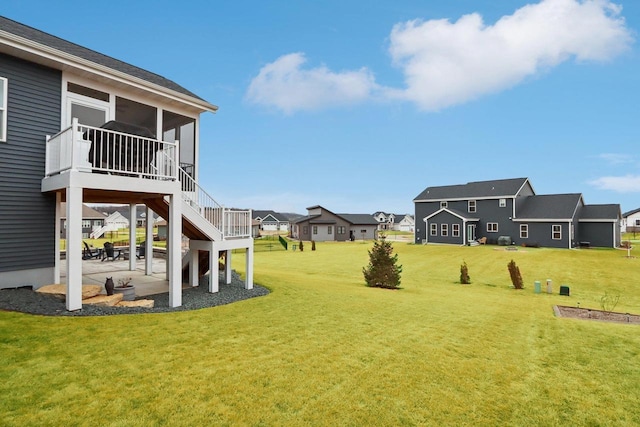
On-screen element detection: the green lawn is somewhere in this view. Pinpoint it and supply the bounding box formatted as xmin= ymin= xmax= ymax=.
xmin=1 ymin=242 xmax=639 ymax=425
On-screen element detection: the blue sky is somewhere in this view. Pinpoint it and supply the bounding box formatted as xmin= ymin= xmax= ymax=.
xmin=3 ymin=0 xmax=639 ymax=215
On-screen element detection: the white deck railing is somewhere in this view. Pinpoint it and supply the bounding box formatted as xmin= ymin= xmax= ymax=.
xmin=179 ymin=167 xmax=251 ymax=239
xmin=45 ymin=119 xmax=178 ymax=180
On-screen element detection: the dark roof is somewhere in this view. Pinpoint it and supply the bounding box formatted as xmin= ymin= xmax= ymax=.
xmin=414 ymin=178 xmax=529 ymax=201
xmin=252 ymin=210 xmax=288 ymax=222
xmin=60 ymin=203 xmax=106 ymax=219
xmin=622 ymin=207 xmax=640 ymax=218
xmin=0 ymin=15 xmax=210 ymax=105
xmin=337 ymin=214 xmax=379 ymax=225
xmin=579 ymin=204 xmax=621 ymax=221
xmin=293 ymin=215 xmax=320 ymax=224
xmin=425 ymin=208 xmax=478 ymax=222
xmin=516 ymin=194 xmax=582 ymax=220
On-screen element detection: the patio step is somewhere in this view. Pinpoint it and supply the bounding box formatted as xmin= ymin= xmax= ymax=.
xmin=36 ymin=284 xmax=102 ymax=300
xmin=83 ymin=294 xmax=123 ymax=306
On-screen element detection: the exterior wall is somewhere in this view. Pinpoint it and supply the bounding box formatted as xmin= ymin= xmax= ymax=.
xmin=0 ymin=53 xmax=61 ymax=288
xmin=414 ymin=202 xmax=440 ymax=243
xmin=424 ymin=211 xmax=465 ymax=245
xmin=515 ymin=222 xmax=571 ymax=248
xmin=469 ymin=198 xmax=517 ymax=244
xmin=310 ymin=223 xmax=335 ymax=242
xmin=349 ymin=225 xmax=377 ymax=241
xmin=579 ymin=222 xmax=618 ymax=248
xmin=625 ymin=212 xmax=640 ymax=232
xmin=59 ymin=218 xmax=105 ymax=238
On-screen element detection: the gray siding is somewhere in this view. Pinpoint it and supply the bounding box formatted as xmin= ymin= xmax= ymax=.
xmin=579 ymin=222 xmax=617 ymax=248
xmin=425 ymin=211 xmax=464 ymax=245
xmin=0 ymin=53 xmax=61 ymax=282
xmin=516 ymin=222 xmax=571 ymax=248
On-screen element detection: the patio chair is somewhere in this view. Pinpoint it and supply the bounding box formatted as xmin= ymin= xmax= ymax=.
xmin=102 ymin=242 xmax=122 ymax=262
xmin=82 ymin=242 xmax=102 ymax=260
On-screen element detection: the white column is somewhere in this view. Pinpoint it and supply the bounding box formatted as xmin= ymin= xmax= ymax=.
xmin=129 ymin=203 xmax=137 ymax=271
xmin=65 ymin=186 xmax=83 ymax=311
xmin=54 ymin=192 xmax=61 ymax=284
xmin=168 ymin=193 xmax=182 ymax=307
xmin=189 ymin=248 xmax=198 ymax=287
xmin=145 ymin=206 xmax=153 ymax=275
xmin=245 ymin=240 xmax=254 ymax=290
xmin=225 ymin=249 xmax=232 ymax=285
xmin=209 ymin=242 xmax=219 ymax=293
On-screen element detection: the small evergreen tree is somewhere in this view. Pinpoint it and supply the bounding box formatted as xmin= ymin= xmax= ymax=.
xmin=460 ymin=261 xmax=470 ymax=284
xmin=507 ymin=259 xmax=524 ymax=289
xmin=311 ymin=240 xmax=316 ymax=251
xmin=362 ymin=236 xmax=402 ymax=289
xmin=299 ymin=240 xmax=304 ymax=252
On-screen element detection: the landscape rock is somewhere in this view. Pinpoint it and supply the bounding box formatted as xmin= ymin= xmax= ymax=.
xmin=83 ymin=293 xmax=123 ymax=306
xmin=36 ymin=284 xmax=102 ymax=300
xmin=116 ymin=299 xmax=155 ymax=308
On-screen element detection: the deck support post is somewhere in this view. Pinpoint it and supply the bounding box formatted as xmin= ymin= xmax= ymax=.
xmin=245 ymin=240 xmax=254 ymax=290
xmin=225 ymin=249 xmax=232 ymax=285
xmin=168 ymin=192 xmax=182 ymax=307
xmin=65 ymin=185 xmax=83 ymax=311
xmin=145 ymin=206 xmax=153 ymax=275
xmin=129 ymin=203 xmax=137 ymax=271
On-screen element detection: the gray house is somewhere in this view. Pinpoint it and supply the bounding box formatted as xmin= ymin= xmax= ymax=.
xmin=292 ymin=205 xmax=378 ymax=242
xmin=414 ymin=178 xmax=621 ymax=249
xmin=59 ymin=203 xmax=106 ymax=239
xmin=0 ymin=16 xmax=253 ymax=310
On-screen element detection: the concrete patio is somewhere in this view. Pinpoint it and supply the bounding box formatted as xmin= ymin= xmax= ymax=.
xmin=60 ymin=256 xmax=188 ymax=297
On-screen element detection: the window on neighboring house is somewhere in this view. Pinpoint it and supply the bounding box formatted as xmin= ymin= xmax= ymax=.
xmin=93 ymin=220 xmax=102 ymax=227
xmin=337 ymin=226 xmax=345 ymax=234
xmin=499 ymin=198 xmax=506 ymax=207
xmin=360 ymin=229 xmax=367 ymax=234
xmin=0 ymin=77 xmax=7 ymax=142
xmin=635 ymin=219 xmax=640 ymax=226
xmin=82 ymin=233 xmax=89 ymax=239
xmin=452 ymin=224 xmax=460 ymax=237
xmin=303 ymin=226 xmax=309 ymax=234
xmin=552 ymin=225 xmax=562 ymax=240
xmin=430 ymin=224 xmax=437 ymax=236
xmin=441 ymin=224 xmax=448 ymax=236
xmin=468 ymin=200 xmax=476 ymax=213
xmin=313 ymin=226 xmax=318 ymax=235
xmin=440 ymin=201 xmax=448 ymax=208
xmin=82 ymin=220 xmax=91 ymax=228
xmin=328 ymin=226 xmax=333 ymax=234
xmin=487 ymin=223 xmax=498 ymax=232
xmin=520 ymin=224 xmax=528 ymax=239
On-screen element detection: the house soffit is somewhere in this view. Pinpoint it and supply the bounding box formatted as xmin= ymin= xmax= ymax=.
xmin=0 ymin=31 xmax=216 ymax=114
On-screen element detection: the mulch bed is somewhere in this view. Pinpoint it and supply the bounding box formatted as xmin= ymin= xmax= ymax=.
xmin=554 ymin=305 xmax=640 ymax=325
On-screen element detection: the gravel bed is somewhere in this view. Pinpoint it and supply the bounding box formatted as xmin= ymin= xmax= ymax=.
xmin=0 ymin=272 xmax=269 ymax=316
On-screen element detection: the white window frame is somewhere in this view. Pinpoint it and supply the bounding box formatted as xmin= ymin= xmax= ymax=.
xmin=552 ymin=224 xmax=562 ymax=240
xmin=499 ymin=198 xmax=506 ymax=207
xmin=452 ymin=224 xmax=460 ymax=237
xmin=487 ymin=223 xmax=498 ymax=233
xmin=0 ymin=77 xmax=7 ymax=142
xmin=441 ymin=224 xmax=448 ymax=236
xmin=635 ymin=219 xmax=640 ymax=226
xmin=440 ymin=201 xmax=448 ymax=208
xmin=468 ymin=200 xmax=476 ymax=213
xmin=520 ymin=224 xmax=528 ymax=239
xmin=312 ymin=226 xmax=318 ymax=235
xmin=328 ymin=225 xmax=333 ymax=234
xmin=430 ymin=223 xmax=437 ymax=236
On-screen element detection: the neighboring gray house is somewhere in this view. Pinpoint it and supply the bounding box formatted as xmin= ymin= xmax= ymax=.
xmin=291 ymin=205 xmax=378 ymax=242
xmin=0 ymin=16 xmax=253 ymax=310
xmin=414 ymin=178 xmax=621 ymax=249
xmin=253 ymin=210 xmax=290 ymax=232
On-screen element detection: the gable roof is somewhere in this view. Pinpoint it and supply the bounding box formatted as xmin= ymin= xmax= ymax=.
xmin=515 ymin=194 xmax=583 ymax=220
xmin=622 ymin=207 xmax=640 ymax=218
xmin=252 ymin=210 xmax=288 ymax=222
xmin=579 ymin=204 xmax=621 ymax=221
xmin=414 ymin=178 xmax=530 ymax=201
xmin=338 ymin=214 xmax=379 ymax=225
xmin=60 ymin=203 xmax=107 ymax=220
xmin=424 ymin=208 xmax=479 ymax=222
xmin=0 ymin=15 xmax=217 ymax=113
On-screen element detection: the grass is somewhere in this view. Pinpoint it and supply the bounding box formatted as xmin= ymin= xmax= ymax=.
xmin=1 ymin=242 xmax=639 ymax=425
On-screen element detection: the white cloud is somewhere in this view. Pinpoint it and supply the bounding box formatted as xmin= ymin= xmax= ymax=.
xmin=247 ymin=0 xmax=633 ymax=113
xmin=388 ymin=0 xmax=634 ymax=110
xmin=245 ymin=53 xmax=378 ymax=114
xmin=589 ymin=175 xmax=640 ymax=192
xmin=597 ymin=153 xmax=634 ymax=165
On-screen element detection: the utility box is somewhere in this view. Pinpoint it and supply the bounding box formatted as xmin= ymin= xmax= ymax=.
xmin=534 ymin=281 xmax=541 ymax=294
xmin=546 ymin=279 xmax=553 ymax=294
xmin=559 ymin=285 xmax=570 ymax=296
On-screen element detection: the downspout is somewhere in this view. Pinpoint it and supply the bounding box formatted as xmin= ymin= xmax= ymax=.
xmin=423 ymin=218 xmax=428 ymax=244
xmin=462 ymin=219 xmax=467 ymax=246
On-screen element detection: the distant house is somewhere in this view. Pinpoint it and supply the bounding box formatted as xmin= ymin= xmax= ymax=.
xmin=373 ymin=212 xmax=395 ymax=230
xmin=253 ymin=210 xmax=290 ymax=232
xmin=59 ymin=203 xmax=106 ymax=239
xmin=414 ymin=178 xmax=621 ymax=249
xmin=393 ymin=215 xmax=415 ymax=232
xmin=292 ymin=205 xmax=378 ymax=242
xmin=104 ymin=211 xmax=129 ymax=230
xmin=622 ymin=208 xmax=640 ymax=233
